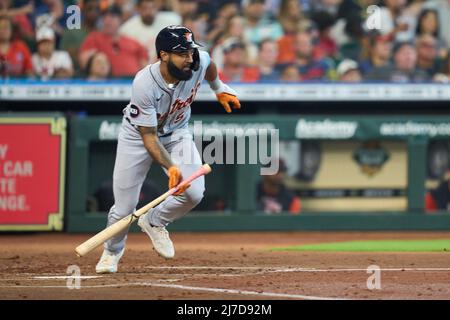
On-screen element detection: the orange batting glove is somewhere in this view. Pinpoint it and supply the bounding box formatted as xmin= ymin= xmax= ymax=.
xmin=216 ymin=92 xmax=241 ymax=113
xmin=213 ymin=81 xmax=240 ymax=113
xmin=168 ymin=166 xmax=190 ymax=196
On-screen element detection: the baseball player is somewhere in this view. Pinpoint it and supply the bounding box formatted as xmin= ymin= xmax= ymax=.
xmin=96 ymin=25 xmax=241 ymax=273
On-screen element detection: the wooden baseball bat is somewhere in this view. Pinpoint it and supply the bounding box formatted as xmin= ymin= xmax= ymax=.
xmin=75 ymin=164 xmax=212 ymax=257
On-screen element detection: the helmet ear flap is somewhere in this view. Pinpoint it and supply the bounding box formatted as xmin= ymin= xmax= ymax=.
xmin=191 ymin=48 xmax=200 ymax=71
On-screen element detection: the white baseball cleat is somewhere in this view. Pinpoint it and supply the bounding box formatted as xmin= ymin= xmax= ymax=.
xmin=138 ymin=215 xmax=175 ymax=259
xmin=95 ymin=247 xmax=125 ymax=274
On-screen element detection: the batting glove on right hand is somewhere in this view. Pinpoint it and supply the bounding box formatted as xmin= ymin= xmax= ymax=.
xmin=168 ymin=166 xmax=190 ymax=196
xmin=215 ymin=84 xmax=241 ymax=113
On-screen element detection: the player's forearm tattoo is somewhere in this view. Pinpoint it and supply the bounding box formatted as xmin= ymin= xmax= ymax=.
xmin=138 ymin=126 xmax=173 ymax=169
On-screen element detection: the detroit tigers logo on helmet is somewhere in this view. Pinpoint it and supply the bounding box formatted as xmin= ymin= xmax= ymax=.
xmin=155 ymin=25 xmax=202 ymax=58
xmin=184 ymin=33 xmax=193 ymax=43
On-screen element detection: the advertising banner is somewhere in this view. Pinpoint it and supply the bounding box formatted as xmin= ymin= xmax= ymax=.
xmin=0 ymin=117 xmax=66 ymax=230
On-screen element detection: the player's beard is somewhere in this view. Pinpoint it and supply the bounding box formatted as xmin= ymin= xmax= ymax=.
xmin=167 ymin=59 xmax=193 ymax=81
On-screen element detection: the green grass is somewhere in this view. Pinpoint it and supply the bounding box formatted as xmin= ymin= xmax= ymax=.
xmin=272 ymin=239 xmax=450 ymax=252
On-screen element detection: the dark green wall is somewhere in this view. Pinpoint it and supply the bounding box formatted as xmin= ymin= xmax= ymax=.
xmin=66 ymin=115 xmax=450 ymax=232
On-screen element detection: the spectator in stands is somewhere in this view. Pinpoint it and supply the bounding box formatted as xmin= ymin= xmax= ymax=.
xmin=440 ymin=54 xmax=450 ymax=82
xmin=218 ymin=37 xmax=259 ymax=83
xmin=265 ymin=0 xmax=282 ymax=16
xmin=190 ymin=0 xmax=231 ymax=21
xmin=32 ymin=0 xmax=67 ymax=40
xmin=177 ymin=0 xmax=200 ymax=21
xmin=256 ymin=158 xmax=301 ymax=215
xmin=292 ymin=31 xmax=331 ymax=81
xmin=359 ymin=31 xmax=393 ymax=75
xmin=98 ymin=0 xmax=111 ymax=11
xmin=60 ymin=0 xmax=101 ymax=76
xmin=205 ymin=1 xmax=240 ymax=48
xmin=331 ymin=11 xmax=365 ymax=61
xmin=119 ymin=0 xmax=181 ymax=63
xmin=79 ymin=5 xmax=149 ymax=78
xmin=207 ymin=7 xmax=245 ymax=45
xmin=277 ymin=0 xmax=304 ymax=34
xmin=416 ymin=9 xmax=439 ymax=38
xmin=113 ymin=0 xmax=136 ymax=21
xmin=336 ymin=0 xmax=362 ymax=19
xmin=0 ymin=15 xmax=33 ymax=78
xmin=242 ymin=0 xmax=284 ymax=45
xmin=211 ymin=14 xmax=258 ymax=69
xmin=0 ymin=0 xmax=34 ymax=45
xmin=423 ymin=0 xmax=450 ymax=52
xmin=431 ymin=52 xmax=450 ymax=82
xmin=367 ymin=0 xmax=416 ymax=43
xmin=415 ymin=34 xmax=443 ymax=78
xmin=366 ymin=41 xmax=429 ymax=82
xmin=0 ymin=0 xmax=33 ymax=17
xmin=415 ymin=8 xmax=447 ymax=58
xmin=279 ymin=64 xmax=300 ymax=82
xmin=85 ymin=51 xmax=111 ymax=80
xmin=311 ymin=10 xmax=338 ymax=61
xmin=216 ymin=14 xmax=247 ymax=44
xmin=425 ymin=166 xmax=450 ymax=212
xmin=331 ymin=0 xmax=364 ymax=46
xmin=310 ymin=0 xmax=342 ymax=17
xmin=336 ymin=58 xmax=361 ymax=82
xmin=276 ymin=19 xmax=315 ymax=64
xmin=256 ymin=39 xmax=281 ymax=82
xmin=32 ymin=27 xmax=73 ymax=80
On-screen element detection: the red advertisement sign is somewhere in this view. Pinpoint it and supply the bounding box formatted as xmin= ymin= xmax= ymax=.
xmin=0 ymin=118 xmax=66 ymax=231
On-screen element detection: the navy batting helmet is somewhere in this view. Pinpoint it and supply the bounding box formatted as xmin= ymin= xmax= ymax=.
xmin=155 ymin=25 xmax=202 ymax=58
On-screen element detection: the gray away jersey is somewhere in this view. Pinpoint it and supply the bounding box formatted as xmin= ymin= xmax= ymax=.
xmin=123 ymin=50 xmax=211 ymax=136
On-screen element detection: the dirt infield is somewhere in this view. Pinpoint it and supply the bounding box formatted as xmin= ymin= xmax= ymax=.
xmin=0 ymin=231 xmax=449 ymax=300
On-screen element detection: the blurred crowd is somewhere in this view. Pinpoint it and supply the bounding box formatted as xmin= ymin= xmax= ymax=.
xmin=1 ymin=0 xmax=449 ymax=83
